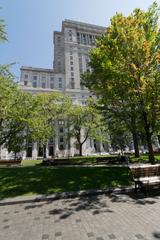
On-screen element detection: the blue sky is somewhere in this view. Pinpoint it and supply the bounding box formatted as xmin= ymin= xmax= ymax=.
xmin=0 ymin=0 xmax=156 ymax=79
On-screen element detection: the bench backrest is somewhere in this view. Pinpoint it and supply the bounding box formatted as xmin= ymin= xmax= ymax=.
xmin=130 ymin=165 xmax=160 ymax=179
xmin=0 ymin=160 xmax=22 ymax=165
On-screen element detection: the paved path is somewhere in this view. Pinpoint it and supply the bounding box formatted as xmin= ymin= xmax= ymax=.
xmin=0 ymin=192 xmax=160 ymax=240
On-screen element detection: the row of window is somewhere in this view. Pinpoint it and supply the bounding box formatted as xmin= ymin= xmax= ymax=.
xmin=69 ymin=48 xmax=75 ymax=89
xmin=24 ymin=74 xmax=55 ymax=81
xmin=67 ymin=30 xmax=98 ymax=46
xmin=24 ymin=81 xmax=63 ymax=89
xmin=77 ymin=32 xmax=97 ymax=45
xmin=23 ymin=75 xmax=63 ymax=89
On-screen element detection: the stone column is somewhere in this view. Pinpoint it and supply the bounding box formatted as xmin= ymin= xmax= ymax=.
xmin=32 ymin=142 xmax=38 ymax=159
xmin=54 ymin=122 xmax=59 ymax=157
xmin=46 ymin=142 xmax=49 ymax=159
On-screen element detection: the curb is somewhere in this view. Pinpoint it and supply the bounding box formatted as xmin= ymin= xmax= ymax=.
xmin=0 ymin=186 xmax=134 ymax=206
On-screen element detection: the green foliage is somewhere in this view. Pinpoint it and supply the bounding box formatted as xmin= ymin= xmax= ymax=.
xmin=68 ymin=98 xmax=108 ymax=155
xmin=32 ymin=92 xmax=71 ymax=145
xmin=83 ymin=2 xmax=160 ymax=162
xmin=0 ymin=16 xmax=7 ymax=42
xmin=109 ymin=119 xmax=132 ymax=152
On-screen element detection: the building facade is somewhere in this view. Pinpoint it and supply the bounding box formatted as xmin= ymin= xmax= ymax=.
xmin=2 ymin=20 xmax=107 ymax=159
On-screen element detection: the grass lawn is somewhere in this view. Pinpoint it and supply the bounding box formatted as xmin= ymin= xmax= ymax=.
xmin=130 ymin=154 xmax=160 ymax=163
xmin=0 ymin=166 xmax=132 ymax=199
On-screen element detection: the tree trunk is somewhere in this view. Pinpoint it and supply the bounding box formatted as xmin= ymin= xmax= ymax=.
xmin=79 ymin=143 xmax=83 ymax=156
xmin=142 ymin=111 xmax=155 ymax=164
xmin=146 ymin=130 xmax=155 ymax=164
xmin=157 ymin=135 xmax=160 ymax=146
xmin=132 ymin=132 xmax=140 ymax=158
xmin=43 ymin=144 xmax=47 ymax=161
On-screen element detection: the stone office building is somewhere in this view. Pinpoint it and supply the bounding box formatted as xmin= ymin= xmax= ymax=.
xmin=2 ymin=20 xmax=107 ymax=159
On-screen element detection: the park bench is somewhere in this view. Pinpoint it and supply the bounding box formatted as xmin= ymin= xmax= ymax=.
xmin=96 ymin=155 xmax=129 ymax=165
xmin=41 ymin=158 xmax=70 ymax=166
xmin=129 ymin=164 xmax=160 ymax=195
xmin=52 ymin=158 xmax=70 ymax=165
xmin=0 ymin=159 xmax=22 ymax=166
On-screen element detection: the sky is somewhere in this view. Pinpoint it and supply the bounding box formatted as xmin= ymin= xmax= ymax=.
xmin=0 ymin=0 xmax=158 ymax=79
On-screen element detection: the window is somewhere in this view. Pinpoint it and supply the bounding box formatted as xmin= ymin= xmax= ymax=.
xmin=71 ymin=81 xmax=75 ymax=89
xmin=49 ymin=146 xmax=54 ymax=156
xmin=77 ymin=32 xmax=80 ymax=43
xmin=26 ymin=147 xmax=32 ymax=157
xmin=59 ymin=145 xmax=64 ymax=150
xmin=71 ymin=72 xmax=74 ymax=76
xmin=70 ymin=51 xmax=73 ymax=55
xmin=33 ymin=76 xmax=37 ymax=80
xmin=58 ymin=120 xmax=64 ymax=125
xmin=50 ymin=76 xmax=54 ymax=88
xmin=76 ymin=143 xmax=79 ymax=150
xmin=42 ymin=82 xmax=46 ymax=88
xmin=57 ymin=36 xmax=61 ymax=45
xmin=49 ymin=138 xmax=54 ymax=144
xmin=38 ymin=146 xmax=43 ymax=157
xmin=24 ymin=81 xmax=28 ymax=86
xmin=33 ymin=82 xmax=37 ymax=88
xmin=42 ymin=76 xmax=46 ymax=81
xmin=50 ymin=83 xmax=54 ymax=89
xmin=70 ymin=61 xmax=73 ymax=65
xmin=70 ymin=56 xmax=73 ymax=60
xmin=59 ymin=78 xmax=62 ymax=88
xmin=71 ymin=67 xmax=74 ymax=71
xmin=24 ymin=74 xmax=28 ymax=79
xmin=60 ymin=137 xmax=64 ymax=143
xmin=59 ymin=127 xmax=64 ymax=133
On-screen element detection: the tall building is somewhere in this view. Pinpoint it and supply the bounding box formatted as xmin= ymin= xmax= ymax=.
xmin=20 ymin=20 xmax=105 ymax=103
xmin=3 ymin=20 xmax=107 ymax=159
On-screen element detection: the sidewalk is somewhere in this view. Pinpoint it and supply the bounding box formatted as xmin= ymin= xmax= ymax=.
xmin=0 ymin=186 xmax=134 ymax=206
xmin=1 ymin=190 xmax=160 ymax=240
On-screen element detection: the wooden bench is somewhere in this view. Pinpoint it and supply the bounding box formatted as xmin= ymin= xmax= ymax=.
xmin=129 ymin=164 xmax=160 ymax=195
xmin=41 ymin=158 xmax=70 ymax=166
xmin=96 ymin=156 xmax=117 ymax=164
xmin=0 ymin=159 xmax=22 ymax=166
xmin=96 ymin=156 xmax=129 ymax=165
xmin=52 ymin=158 xmax=70 ymax=165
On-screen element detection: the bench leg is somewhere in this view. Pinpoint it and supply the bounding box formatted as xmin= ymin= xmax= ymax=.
xmin=135 ymin=181 xmax=147 ymax=196
xmin=135 ymin=182 xmax=138 ymax=193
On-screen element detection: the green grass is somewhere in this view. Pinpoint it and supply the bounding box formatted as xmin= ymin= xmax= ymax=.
xmin=21 ymin=159 xmax=43 ymax=166
xmin=21 ymin=153 xmax=160 ymax=166
xmin=130 ymin=154 xmax=160 ymax=163
xmin=0 ymin=166 xmax=132 ymax=199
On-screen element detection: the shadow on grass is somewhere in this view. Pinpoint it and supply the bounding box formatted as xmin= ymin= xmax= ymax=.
xmin=0 ymin=166 xmax=132 ymax=199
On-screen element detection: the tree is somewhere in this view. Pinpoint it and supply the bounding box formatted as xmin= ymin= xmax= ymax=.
xmin=0 ymin=15 xmax=38 ymax=158
xmin=0 ymin=78 xmax=37 ymax=158
xmin=0 ymin=16 xmax=7 ymax=42
xmin=108 ymin=117 xmax=133 ymax=154
xmin=83 ymin=2 xmax=160 ymax=163
xmin=68 ymin=99 xmax=107 ymax=156
xmin=33 ymin=92 xmax=71 ymax=159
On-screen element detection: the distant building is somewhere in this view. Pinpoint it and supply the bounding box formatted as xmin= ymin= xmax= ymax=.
xmin=1 ymin=20 xmax=108 ymax=159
